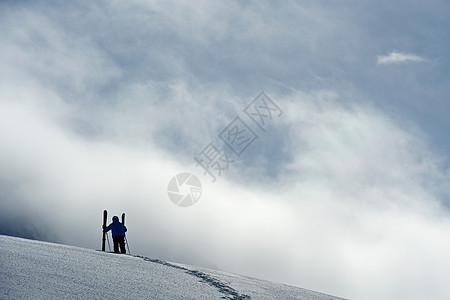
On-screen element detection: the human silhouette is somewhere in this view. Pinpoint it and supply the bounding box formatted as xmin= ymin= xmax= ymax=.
xmin=103 ymin=216 xmax=127 ymax=253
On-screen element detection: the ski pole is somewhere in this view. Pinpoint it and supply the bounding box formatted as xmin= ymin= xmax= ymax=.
xmin=124 ymin=234 xmax=131 ymax=254
xmin=106 ymin=231 xmax=112 ymax=252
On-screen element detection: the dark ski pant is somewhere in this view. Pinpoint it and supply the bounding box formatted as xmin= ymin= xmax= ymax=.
xmin=113 ymin=235 xmax=126 ymax=254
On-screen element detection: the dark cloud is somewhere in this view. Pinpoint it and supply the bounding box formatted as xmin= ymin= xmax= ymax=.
xmin=0 ymin=203 xmax=59 ymax=243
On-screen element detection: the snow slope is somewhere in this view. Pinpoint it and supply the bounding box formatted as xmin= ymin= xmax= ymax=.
xmin=0 ymin=235 xmax=347 ymax=299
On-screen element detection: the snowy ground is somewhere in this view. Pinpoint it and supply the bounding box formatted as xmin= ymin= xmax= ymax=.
xmin=0 ymin=235 xmax=347 ymax=299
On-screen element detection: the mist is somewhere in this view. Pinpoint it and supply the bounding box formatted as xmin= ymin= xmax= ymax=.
xmin=1 ymin=1 xmax=450 ymax=299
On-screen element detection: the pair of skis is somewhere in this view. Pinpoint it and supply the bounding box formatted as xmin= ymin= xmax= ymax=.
xmin=102 ymin=210 xmax=130 ymax=254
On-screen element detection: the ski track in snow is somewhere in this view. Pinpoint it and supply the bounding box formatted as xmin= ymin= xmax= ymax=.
xmin=136 ymin=256 xmax=251 ymax=299
xmin=1 ymin=235 xmax=347 ymax=299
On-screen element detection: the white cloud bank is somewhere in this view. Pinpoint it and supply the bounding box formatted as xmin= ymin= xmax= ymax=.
xmin=2 ymin=85 xmax=450 ymax=300
xmin=377 ymin=51 xmax=425 ymax=64
xmin=1 ymin=1 xmax=450 ymax=300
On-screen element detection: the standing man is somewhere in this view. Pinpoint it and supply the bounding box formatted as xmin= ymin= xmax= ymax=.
xmin=103 ymin=216 xmax=127 ymax=253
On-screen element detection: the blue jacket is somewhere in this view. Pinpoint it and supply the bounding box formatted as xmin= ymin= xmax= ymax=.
xmin=104 ymin=216 xmax=127 ymax=237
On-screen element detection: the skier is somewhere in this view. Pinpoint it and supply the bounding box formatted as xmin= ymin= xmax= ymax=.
xmin=103 ymin=216 xmax=127 ymax=253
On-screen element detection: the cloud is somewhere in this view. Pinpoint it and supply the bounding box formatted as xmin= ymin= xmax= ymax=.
xmin=1 ymin=1 xmax=450 ymax=300
xmin=1 ymin=83 xmax=449 ymax=300
xmin=377 ymin=51 xmax=425 ymax=64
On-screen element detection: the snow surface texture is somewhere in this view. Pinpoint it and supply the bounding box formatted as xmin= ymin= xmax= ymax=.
xmin=0 ymin=235 xmax=347 ymax=299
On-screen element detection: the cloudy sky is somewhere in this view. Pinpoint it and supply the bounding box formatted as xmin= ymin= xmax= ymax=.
xmin=1 ymin=1 xmax=450 ymax=299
